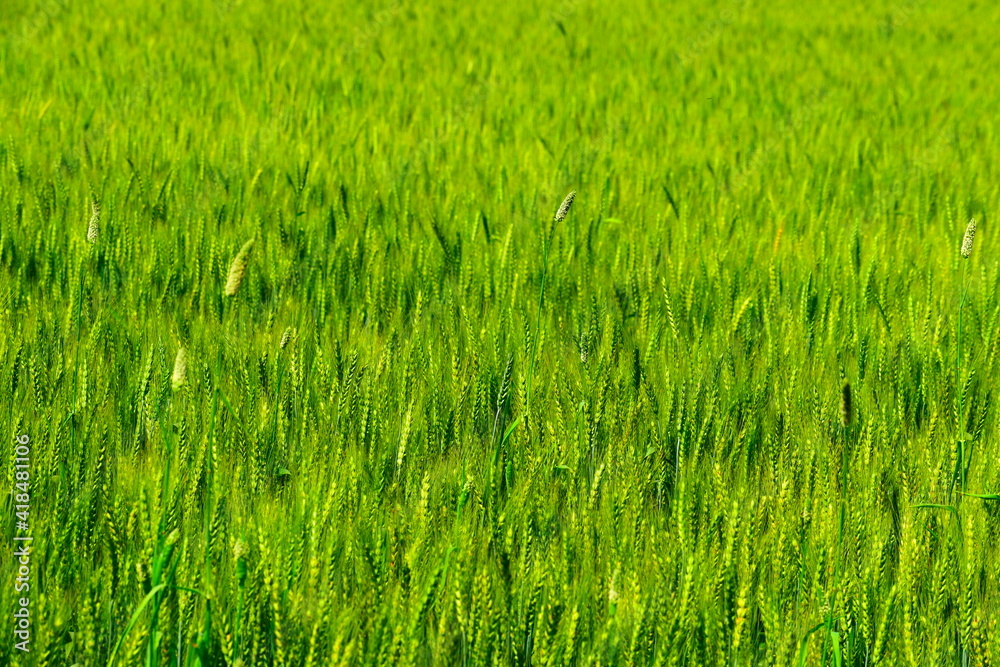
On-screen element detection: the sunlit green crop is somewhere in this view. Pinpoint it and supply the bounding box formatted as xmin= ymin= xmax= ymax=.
xmin=2 ymin=0 xmax=1000 ymax=664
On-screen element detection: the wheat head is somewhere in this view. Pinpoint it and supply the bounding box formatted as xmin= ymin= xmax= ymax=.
xmin=224 ymin=238 xmax=255 ymax=296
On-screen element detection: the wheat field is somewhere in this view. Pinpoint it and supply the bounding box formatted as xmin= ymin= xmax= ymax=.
xmin=2 ymin=0 xmax=1000 ymax=665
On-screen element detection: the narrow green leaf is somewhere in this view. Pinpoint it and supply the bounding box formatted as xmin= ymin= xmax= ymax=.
xmin=106 ymin=583 xmax=169 ymax=667
xmin=959 ymin=492 xmax=1000 ymax=501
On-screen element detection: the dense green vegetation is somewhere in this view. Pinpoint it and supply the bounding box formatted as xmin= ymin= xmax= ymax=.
xmin=2 ymin=0 xmax=1000 ymax=664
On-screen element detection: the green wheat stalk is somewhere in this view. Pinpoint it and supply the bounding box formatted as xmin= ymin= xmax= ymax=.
xmin=524 ymin=190 xmax=575 ymax=416
xmin=951 ymin=218 xmax=976 ymax=498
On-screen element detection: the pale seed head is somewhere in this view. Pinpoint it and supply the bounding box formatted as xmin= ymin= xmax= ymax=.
xmin=234 ymin=538 xmax=249 ymax=560
xmin=171 ymin=347 xmax=188 ymax=391
xmin=280 ymin=326 xmax=295 ymax=349
xmin=87 ymin=195 xmax=100 ymax=244
xmin=224 ymin=238 xmax=255 ymax=297
xmin=961 ymin=218 xmax=976 ymax=259
xmin=554 ymin=190 xmax=576 ymax=223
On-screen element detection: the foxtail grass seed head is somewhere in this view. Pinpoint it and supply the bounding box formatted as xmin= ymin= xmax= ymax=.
xmin=234 ymin=538 xmax=249 ymax=560
xmin=224 ymin=238 xmax=255 ymax=296
xmin=87 ymin=196 xmax=100 ymax=244
xmin=171 ymin=347 xmax=188 ymax=391
xmin=961 ymin=219 xmax=976 ymax=258
xmin=841 ymin=382 xmax=853 ymax=427
xmin=554 ymin=190 xmax=576 ymax=222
